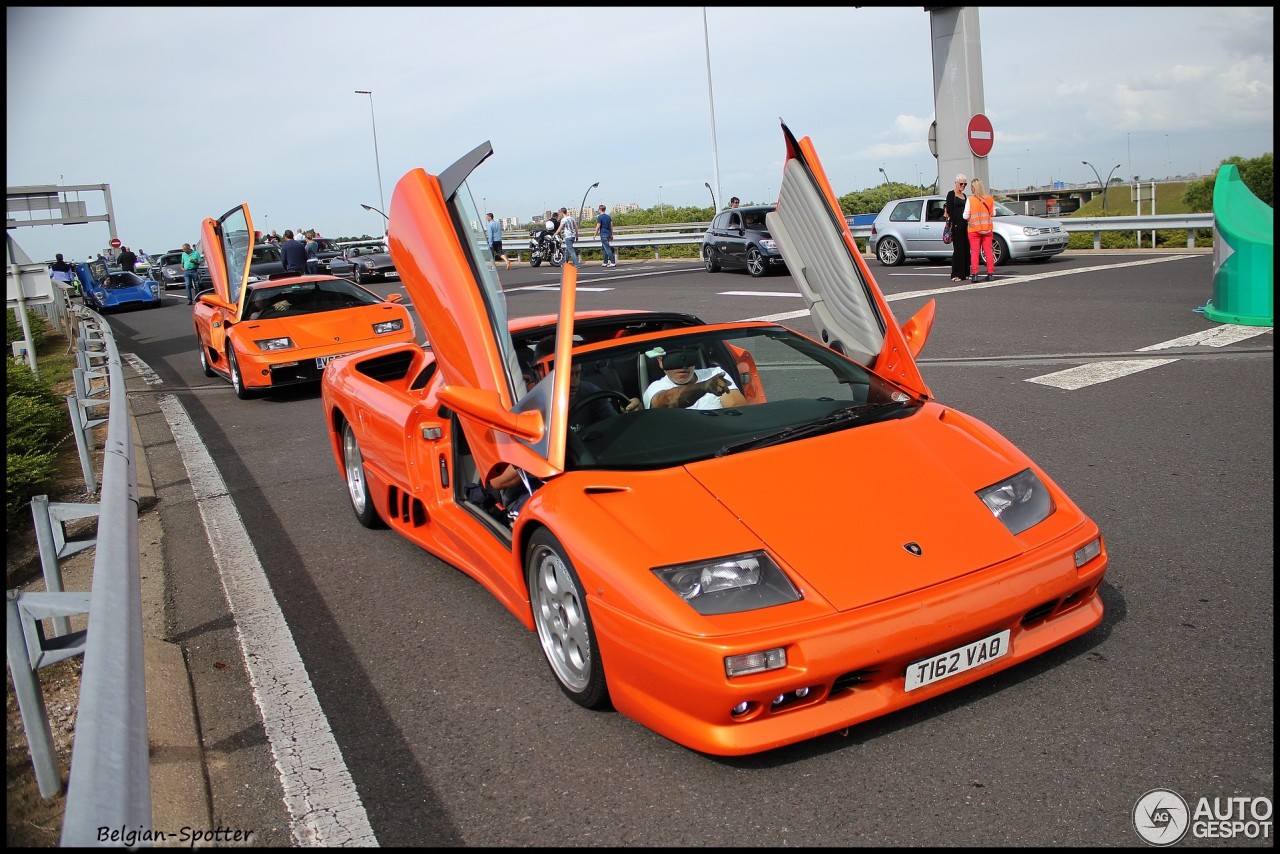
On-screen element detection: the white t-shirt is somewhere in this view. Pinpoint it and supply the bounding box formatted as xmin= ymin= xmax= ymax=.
xmin=643 ymin=367 xmax=739 ymax=410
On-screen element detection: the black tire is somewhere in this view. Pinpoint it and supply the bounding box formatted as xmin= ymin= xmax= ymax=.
xmin=746 ymin=247 xmax=768 ymax=278
xmin=341 ymin=421 xmax=384 ymax=529
xmin=227 ymin=344 xmax=255 ymax=399
xmin=876 ymin=236 xmax=904 ymax=266
xmin=702 ymin=245 xmax=721 ymax=273
xmin=526 ymin=529 xmax=610 ymax=709
xmin=551 ymin=245 xmax=565 ymax=267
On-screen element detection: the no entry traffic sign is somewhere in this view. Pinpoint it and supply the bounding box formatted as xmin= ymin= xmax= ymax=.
xmin=967 ymin=114 xmax=994 ymax=158
xmin=109 ymin=237 xmax=122 ymax=249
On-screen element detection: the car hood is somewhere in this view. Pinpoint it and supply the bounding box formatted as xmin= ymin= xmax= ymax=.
xmin=236 ymin=304 xmax=407 ymax=346
xmin=678 ymin=408 xmax=1028 ymax=611
xmin=996 ymin=214 xmax=1064 ymax=230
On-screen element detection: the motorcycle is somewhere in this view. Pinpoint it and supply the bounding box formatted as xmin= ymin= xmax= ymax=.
xmin=528 ymin=223 xmax=566 ymax=268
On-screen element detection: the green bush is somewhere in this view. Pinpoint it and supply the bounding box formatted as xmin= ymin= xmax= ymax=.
xmin=6 ymin=358 xmax=70 ymax=529
xmin=7 ymin=306 xmax=51 ymax=352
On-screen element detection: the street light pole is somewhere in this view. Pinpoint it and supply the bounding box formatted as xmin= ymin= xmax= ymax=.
xmin=878 ymin=167 xmax=892 ymax=200
xmin=354 ymin=90 xmax=386 ymax=225
xmin=1104 ymin=164 xmax=1122 ymax=213
xmin=578 ymin=181 xmax=599 ymax=224
xmin=1082 ymin=160 xmax=1104 ymax=210
xmin=704 ymin=181 xmax=716 ymax=211
xmin=360 ymin=203 xmax=389 ymax=222
xmin=657 ymin=185 xmax=662 ymax=208
xmin=703 ymin=9 xmax=723 ymax=222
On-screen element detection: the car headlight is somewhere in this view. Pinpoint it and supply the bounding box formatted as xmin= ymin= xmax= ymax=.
xmin=149 ymin=284 xmax=160 ymax=296
xmin=254 ymin=336 xmax=295 ymax=351
xmin=653 ymin=551 xmax=801 ymax=615
xmin=977 ymin=468 xmax=1054 ymax=534
xmin=373 ymin=319 xmax=404 ymax=335
xmin=360 ymin=259 xmax=375 ymax=268
xmin=759 ymin=238 xmax=779 ymax=252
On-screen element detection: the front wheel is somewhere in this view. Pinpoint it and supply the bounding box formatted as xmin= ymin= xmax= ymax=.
xmin=341 ymin=421 xmax=384 ymax=529
xmin=876 ymin=236 xmax=904 ymax=266
xmin=530 ymin=249 xmax=542 ymax=268
xmin=198 ymin=342 xmax=215 ymax=377
xmin=991 ymin=235 xmax=1009 ymax=266
xmin=228 ymin=344 xmax=255 ymax=399
xmin=551 ymin=245 xmax=565 ymax=267
xmin=527 ymin=529 xmax=609 ymax=709
xmin=702 ymin=245 xmax=721 ymax=273
xmin=746 ymin=247 xmax=768 ymax=278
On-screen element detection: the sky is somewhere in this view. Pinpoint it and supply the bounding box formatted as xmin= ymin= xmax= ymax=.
xmin=6 ymin=6 xmax=1273 ymax=264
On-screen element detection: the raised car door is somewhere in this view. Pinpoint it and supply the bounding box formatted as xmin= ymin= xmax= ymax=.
xmin=199 ymin=204 xmax=256 ymax=357
xmin=766 ymin=122 xmax=932 ymax=399
xmin=386 ymin=141 xmax=571 ymax=487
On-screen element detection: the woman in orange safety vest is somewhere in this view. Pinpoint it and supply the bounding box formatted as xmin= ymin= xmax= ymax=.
xmin=963 ymin=177 xmax=996 ymax=282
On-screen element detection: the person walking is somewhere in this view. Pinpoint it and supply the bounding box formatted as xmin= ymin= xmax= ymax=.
xmin=963 ymin=177 xmax=996 ymax=282
xmin=305 ymin=233 xmax=320 ymax=274
xmin=593 ymin=204 xmax=616 ymax=268
xmin=944 ymin=173 xmax=970 ymax=283
xmin=554 ymin=207 xmax=579 ymax=267
xmin=486 ymin=213 xmax=511 ymax=270
xmin=117 ymin=245 xmax=138 ymax=273
xmin=180 ymin=243 xmax=202 ymax=304
xmin=279 ymin=229 xmax=308 ymax=276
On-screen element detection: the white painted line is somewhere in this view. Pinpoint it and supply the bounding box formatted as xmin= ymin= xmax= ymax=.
xmin=122 ymin=352 xmax=163 ymax=386
xmin=744 ymin=255 xmax=1199 ymax=323
xmin=518 ymin=285 xmax=612 ymax=292
xmin=719 ymin=290 xmax=802 ymax=298
xmin=156 ymin=392 xmax=377 ymax=847
xmin=1138 ymin=324 xmax=1273 ymax=351
xmin=1026 ymin=358 xmax=1178 ymax=390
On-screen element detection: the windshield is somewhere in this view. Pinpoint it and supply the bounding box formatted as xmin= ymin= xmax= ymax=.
xmin=243 ymin=278 xmax=384 ymax=319
xmin=103 ymin=272 xmax=145 ymax=289
xmin=525 ymin=326 xmax=921 ymax=471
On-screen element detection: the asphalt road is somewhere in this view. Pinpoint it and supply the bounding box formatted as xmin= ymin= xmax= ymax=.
xmin=108 ymin=251 xmax=1274 ymax=847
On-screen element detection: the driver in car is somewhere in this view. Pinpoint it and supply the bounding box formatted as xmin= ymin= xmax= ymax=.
xmin=644 ymin=349 xmax=746 ymax=410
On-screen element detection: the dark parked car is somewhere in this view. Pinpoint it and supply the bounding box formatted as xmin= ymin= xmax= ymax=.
xmin=311 ymin=237 xmax=343 ymax=274
xmin=700 ymin=205 xmax=788 ymax=277
xmin=328 ymin=240 xmax=398 ymax=284
xmin=196 ymin=242 xmax=285 ymax=289
xmin=151 ymin=250 xmax=187 ymax=289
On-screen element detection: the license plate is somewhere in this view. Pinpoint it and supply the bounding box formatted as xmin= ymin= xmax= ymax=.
xmin=316 ymin=352 xmax=350 ymax=369
xmin=904 ymin=629 xmax=1010 ymax=692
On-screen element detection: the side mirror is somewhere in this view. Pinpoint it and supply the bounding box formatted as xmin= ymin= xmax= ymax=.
xmin=385 ymin=293 xmax=403 ymax=303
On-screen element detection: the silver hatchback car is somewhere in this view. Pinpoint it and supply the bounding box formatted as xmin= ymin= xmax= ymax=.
xmin=868 ymin=195 xmax=1068 ymax=267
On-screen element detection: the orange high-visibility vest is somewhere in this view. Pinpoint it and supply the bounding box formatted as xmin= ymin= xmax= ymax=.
xmin=967 ymin=196 xmax=994 ymax=233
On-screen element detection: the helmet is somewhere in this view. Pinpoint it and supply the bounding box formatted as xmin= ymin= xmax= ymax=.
xmin=545 ymin=220 xmax=556 ymax=232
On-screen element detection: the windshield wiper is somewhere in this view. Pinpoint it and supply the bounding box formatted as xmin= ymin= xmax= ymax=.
xmin=715 ymin=401 xmax=912 ymax=457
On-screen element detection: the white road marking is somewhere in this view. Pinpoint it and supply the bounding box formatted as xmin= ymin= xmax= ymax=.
xmin=720 ymin=290 xmax=801 ymax=298
xmin=1026 ymin=359 xmax=1179 ymax=390
xmin=156 ymin=391 xmax=377 ymax=847
xmin=1137 ymin=325 xmax=1272 ymax=350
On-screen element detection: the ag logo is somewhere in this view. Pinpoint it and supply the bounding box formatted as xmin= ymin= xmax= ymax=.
xmin=1134 ymin=788 xmax=1189 ymax=846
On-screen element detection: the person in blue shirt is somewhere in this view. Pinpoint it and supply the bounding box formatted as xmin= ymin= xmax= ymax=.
xmin=593 ymin=204 xmax=616 ymax=268
xmin=279 ymin=230 xmax=308 ymax=276
xmin=485 ymin=213 xmax=511 ymax=271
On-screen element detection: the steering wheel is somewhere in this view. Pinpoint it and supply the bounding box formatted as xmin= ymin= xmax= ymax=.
xmin=569 ymin=390 xmax=633 ymax=421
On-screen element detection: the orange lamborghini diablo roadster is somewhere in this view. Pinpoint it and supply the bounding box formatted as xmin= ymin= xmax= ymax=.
xmin=193 ymin=204 xmax=415 ymax=399
xmin=318 ymin=123 xmax=1108 ymax=756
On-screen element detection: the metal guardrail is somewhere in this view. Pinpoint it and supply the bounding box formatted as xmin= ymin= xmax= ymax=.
xmin=501 ymin=212 xmax=1215 ymax=257
xmin=5 ymin=304 xmax=152 ymax=844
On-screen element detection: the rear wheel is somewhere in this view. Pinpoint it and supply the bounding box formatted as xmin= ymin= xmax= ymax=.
xmin=746 ymin=247 xmax=768 ymax=278
xmin=702 ymin=245 xmax=721 ymax=272
xmin=341 ymin=421 xmax=384 ymax=528
xmin=527 ymin=529 xmax=609 ymax=709
xmin=876 ymin=236 xmax=904 ymax=266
